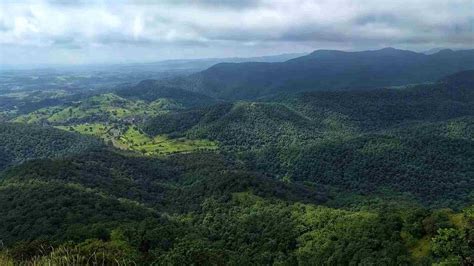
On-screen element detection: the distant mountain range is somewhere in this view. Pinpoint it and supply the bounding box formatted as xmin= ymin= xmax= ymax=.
xmin=422 ymin=47 xmax=451 ymax=55
xmin=1 ymin=53 xmax=307 ymax=72
xmin=173 ymin=47 xmax=474 ymax=99
xmin=136 ymin=53 xmax=309 ymax=71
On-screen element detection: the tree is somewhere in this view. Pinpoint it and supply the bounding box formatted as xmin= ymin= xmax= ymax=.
xmin=431 ymin=228 xmax=470 ymax=264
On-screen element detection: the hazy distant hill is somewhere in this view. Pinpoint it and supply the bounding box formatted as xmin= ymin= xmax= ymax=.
xmin=422 ymin=48 xmax=445 ymax=55
xmin=184 ymin=48 xmax=474 ymax=99
xmin=119 ymin=52 xmax=308 ymax=72
xmin=116 ymin=79 xmax=217 ymax=108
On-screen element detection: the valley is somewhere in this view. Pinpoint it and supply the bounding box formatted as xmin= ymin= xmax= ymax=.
xmin=0 ymin=49 xmax=472 ymax=265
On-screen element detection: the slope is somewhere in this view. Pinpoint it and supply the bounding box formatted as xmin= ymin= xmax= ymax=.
xmin=185 ymin=48 xmax=474 ymax=99
xmin=14 ymin=93 xmax=167 ymax=125
xmin=142 ymin=71 xmax=474 ymax=207
xmin=0 ymin=122 xmax=102 ymax=170
xmin=115 ymin=79 xmax=218 ymax=108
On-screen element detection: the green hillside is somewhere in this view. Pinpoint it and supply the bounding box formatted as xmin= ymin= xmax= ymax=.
xmin=0 ymin=122 xmax=101 ymax=170
xmin=1 ymin=70 xmax=473 ymax=265
xmin=143 ymin=79 xmax=474 ymax=208
xmin=290 ymin=118 xmax=474 ymax=208
xmin=184 ymin=48 xmax=474 ymax=99
xmin=14 ymin=93 xmax=171 ymax=125
xmin=2 ymin=148 xmax=470 ymax=264
xmin=13 ymin=93 xmax=217 ymax=157
xmin=116 ymin=79 xmax=217 ymax=107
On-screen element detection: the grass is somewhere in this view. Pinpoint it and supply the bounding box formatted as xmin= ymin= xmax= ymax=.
xmin=409 ymin=236 xmax=431 ymax=261
xmin=16 ymin=92 xmax=217 ymax=156
xmin=14 ymin=93 xmax=171 ymax=124
xmin=0 ymin=246 xmax=136 ymax=265
xmin=120 ymin=126 xmax=217 ymax=156
xmin=58 ymin=123 xmax=217 ymax=156
xmin=0 ymin=253 xmax=13 ymax=266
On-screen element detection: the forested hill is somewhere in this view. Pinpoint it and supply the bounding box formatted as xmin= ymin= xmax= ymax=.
xmin=142 ymin=72 xmax=474 ymax=208
xmin=0 ymin=122 xmax=102 ymax=170
xmin=1 ymin=67 xmax=473 ymax=264
xmin=3 ymin=148 xmax=470 ymax=265
xmin=439 ymin=69 xmax=474 ymax=88
xmin=282 ymin=72 xmax=474 ymax=131
xmin=145 ymin=71 xmax=474 ymax=141
xmin=184 ymin=48 xmax=474 ymax=99
xmin=115 ymin=79 xmax=217 ymax=108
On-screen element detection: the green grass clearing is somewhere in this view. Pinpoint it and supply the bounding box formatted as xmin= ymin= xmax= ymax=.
xmin=57 ymin=123 xmax=217 ymax=156
xmin=14 ymin=93 xmax=173 ymax=124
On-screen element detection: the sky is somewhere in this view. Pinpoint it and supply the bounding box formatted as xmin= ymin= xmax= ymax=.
xmin=0 ymin=0 xmax=473 ymax=66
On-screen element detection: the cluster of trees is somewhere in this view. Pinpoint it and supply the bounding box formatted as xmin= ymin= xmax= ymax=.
xmin=141 ymin=77 xmax=474 ymax=208
xmin=290 ymin=122 xmax=474 ymax=208
xmin=284 ymin=84 xmax=474 ymax=131
xmin=1 ymin=166 xmax=472 ymax=265
xmin=144 ymin=101 xmax=320 ymax=149
xmin=116 ymin=79 xmax=217 ymax=108
xmin=0 ymin=122 xmax=101 ymax=170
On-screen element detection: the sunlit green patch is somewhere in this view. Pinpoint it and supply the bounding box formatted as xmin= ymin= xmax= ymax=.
xmin=120 ymin=126 xmax=217 ymax=156
xmin=409 ymin=236 xmax=431 ymax=261
xmin=14 ymin=93 xmax=170 ymax=124
xmin=57 ymin=123 xmax=217 ymax=156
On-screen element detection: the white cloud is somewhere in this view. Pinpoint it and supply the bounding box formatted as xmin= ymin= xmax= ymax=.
xmin=0 ymin=0 xmax=472 ymax=65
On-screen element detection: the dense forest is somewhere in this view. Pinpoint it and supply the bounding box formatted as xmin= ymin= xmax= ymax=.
xmin=0 ymin=123 xmax=102 ymax=170
xmin=140 ymin=72 xmax=474 ymax=209
xmin=1 ymin=149 xmax=472 ymax=265
xmin=0 ymin=56 xmax=473 ymax=264
xmin=184 ymin=48 xmax=474 ymax=99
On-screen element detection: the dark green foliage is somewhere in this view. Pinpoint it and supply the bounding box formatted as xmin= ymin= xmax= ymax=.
xmin=7 ymin=240 xmax=52 ymax=261
xmin=1 ymin=150 xmax=176 ymax=208
xmin=431 ymin=228 xmax=473 ymax=264
xmin=0 ymin=150 xmax=331 ymax=264
xmin=0 ymin=180 xmax=158 ymax=246
xmin=155 ymin=194 xmax=413 ymax=265
xmin=185 ymin=48 xmax=474 ymax=99
xmin=116 ymin=79 xmax=217 ymax=107
xmin=1 ymin=149 xmax=327 ymax=213
xmin=291 ymin=131 xmax=474 ymax=207
xmin=143 ymin=76 xmax=474 ymax=208
xmin=0 ymin=122 xmax=102 ymax=170
xmin=145 ymin=109 xmax=204 ymax=135
xmin=283 ymin=82 xmax=474 ymax=131
xmin=439 ymin=69 xmax=474 ymax=88
xmin=2 ymin=69 xmax=473 ymax=264
xmin=145 ymin=101 xmax=320 ymax=148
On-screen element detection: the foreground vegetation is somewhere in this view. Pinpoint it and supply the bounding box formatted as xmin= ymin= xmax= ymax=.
xmin=0 ymin=70 xmax=473 ymax=264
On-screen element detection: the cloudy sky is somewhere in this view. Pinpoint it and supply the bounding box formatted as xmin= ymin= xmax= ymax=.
xmin=0 ymin=0 xmax=473 ymax=66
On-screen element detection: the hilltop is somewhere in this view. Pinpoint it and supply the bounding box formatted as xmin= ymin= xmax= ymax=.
xmin=182 ymin=48 xmax=474 ymax=99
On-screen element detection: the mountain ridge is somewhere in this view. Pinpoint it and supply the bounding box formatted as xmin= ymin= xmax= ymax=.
xmin=183 ymin=48 xmax=474 ymax=99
